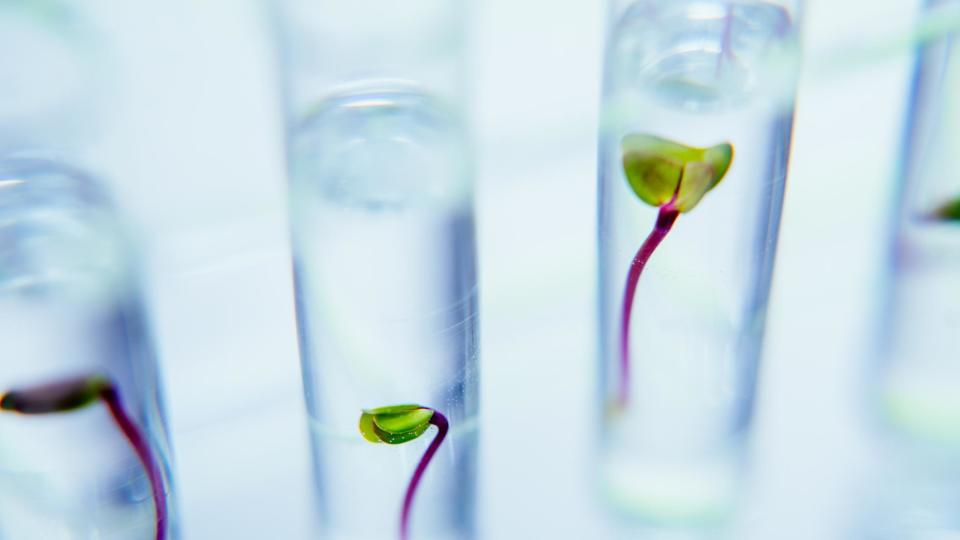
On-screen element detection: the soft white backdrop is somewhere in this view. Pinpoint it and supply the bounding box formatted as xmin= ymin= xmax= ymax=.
xmin=104 ymin=0 xmax=925 ymax=538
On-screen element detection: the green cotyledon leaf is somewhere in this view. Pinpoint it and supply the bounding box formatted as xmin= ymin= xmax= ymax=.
xmin=374 ymin=420 xmax=430 ymax=445
xmin=373 ymin=408 xmax=434 ymax=434
xmin=675 ymin=161 xmax=714 ymax=211
xmin=622 ymin=147 xmax=683 ymax=207
xmin=359 ymin=412 xmax=381 ymax=443
xmin=358 ymin=404 xmax=435 ymax=445
xmin=933 ymin=195 xmax=960 ymax=221
xmin=702 ymin=143 xmax=733 ymax=189
xmin=621 ymin=134 xmax=733 ymax=213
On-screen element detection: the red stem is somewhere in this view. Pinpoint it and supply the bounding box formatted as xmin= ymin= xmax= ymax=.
xmin=618 ymin=205 xmax=680 ymax=409
xmin=399 ymin=411 xmax=448 ymax=540
xmin=100 ymin=387 xmax=167 ymax=540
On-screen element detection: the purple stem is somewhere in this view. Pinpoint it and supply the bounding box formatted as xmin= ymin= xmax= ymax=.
xmin=618 ymin=204 xmax=680 ymax=409
xmin=100 ymin=387 xmax=167 ymax=540
xmin=399 ymin=411 xmax=449 ymax=540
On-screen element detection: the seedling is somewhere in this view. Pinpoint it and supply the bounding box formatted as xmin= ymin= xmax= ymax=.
xmin=932 ymin=195 xmax=960 ymax=221
xmin=615 ymin=134 xmax=734 ymax=410
xmin=0 ymin=375 xmax=167 ymax=539
xmin=359 ymin=404 xmax=449 ymax=540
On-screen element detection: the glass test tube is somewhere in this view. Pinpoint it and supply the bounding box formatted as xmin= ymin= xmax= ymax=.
xmin=597 ymin=0 xmax=801 ymax=526
xmin=273 ymin=1 xmax=478 ymax=538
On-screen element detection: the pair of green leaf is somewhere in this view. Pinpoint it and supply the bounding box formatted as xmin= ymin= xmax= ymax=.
xmin=621 ymin=134 xmax=734 ymax=212
xmin=359 ymin=404 xmax=435 ymax=445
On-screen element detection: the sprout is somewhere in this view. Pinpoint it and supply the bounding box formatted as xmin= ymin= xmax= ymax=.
xmin=1 ymin=375 xmax=168 ymax=539
xmin=621 ymin=134 xmax=733 ymax=212
xmin=615 ymin=134 xmax=734 ymax=411
xmin=359 ymin=404 xmax=449 ymax=540
xmin=932 ymin=195 xmax=960 ymax=222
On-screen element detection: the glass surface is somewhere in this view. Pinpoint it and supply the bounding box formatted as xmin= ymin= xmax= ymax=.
xmin=0 ymin=158 xmax=175 ymax=538
xmin=0 ymin=0 xmax=107 ymax=153
xmin=854 ymin=467 xmax=960 ymax=540
xmin=289 ymin=86 xmax=478 ymax=540
xmin=597 ymin=0 xmax=799 ymax=525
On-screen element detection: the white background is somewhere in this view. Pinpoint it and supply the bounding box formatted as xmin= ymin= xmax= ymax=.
xmin=97 ymin=0 xmax=929 ymax=538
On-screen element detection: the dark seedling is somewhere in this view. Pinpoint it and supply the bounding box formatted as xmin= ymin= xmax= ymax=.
xmin=0 ymin=375 xmax=167 ymax=540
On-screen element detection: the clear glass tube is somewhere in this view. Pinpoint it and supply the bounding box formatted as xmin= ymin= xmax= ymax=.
xmin=0 ymin=158 xmax=175 ymax=538
xmin=871 ymin=0 xmax=960 ymax=459
xmin=596 ymin=0 xmax=800 ymax=526
xmin=275 ymin=3 xmax=478 ymax=539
